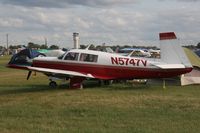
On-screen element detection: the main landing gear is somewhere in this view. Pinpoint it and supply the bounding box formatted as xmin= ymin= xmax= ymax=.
xmin=98 ymin=80 xmax=113 ymax=86
xmin=49 ymin=81 xmax=57 ymax=88
xmin=48 ymin=76 xmax=85 ymax=89
xmin=48 ymin=76 xmax=59 ymax=88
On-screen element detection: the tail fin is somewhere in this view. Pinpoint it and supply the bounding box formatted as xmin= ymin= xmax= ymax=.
xmin=159 ymin=32 xmax=192 ymax=68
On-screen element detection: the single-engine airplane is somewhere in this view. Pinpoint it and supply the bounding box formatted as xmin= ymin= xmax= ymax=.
xmin=7 ymin=32 xmax=193 ymax=89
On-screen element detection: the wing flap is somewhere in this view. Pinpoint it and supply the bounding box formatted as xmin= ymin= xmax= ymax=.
xmin=27 ymin=66 xmax=94 ymax=78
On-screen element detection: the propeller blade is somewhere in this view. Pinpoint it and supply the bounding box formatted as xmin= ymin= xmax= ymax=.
xmin=27 ymin=71 xmax=32 ymax=80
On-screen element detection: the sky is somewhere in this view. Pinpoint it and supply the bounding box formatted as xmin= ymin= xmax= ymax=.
xmin=0 ymin=0 xmax=199 ymax=48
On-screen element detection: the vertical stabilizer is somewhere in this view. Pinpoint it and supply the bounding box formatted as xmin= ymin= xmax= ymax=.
xmin=159 ymin=32 xmax=192 ymax=68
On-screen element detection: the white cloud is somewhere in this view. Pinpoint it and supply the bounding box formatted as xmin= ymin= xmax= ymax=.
xmin=27 ymin=35 xmax=45 ymax=43
xmin=0 ymin=18 xmax=23 ymax=28
xmin=0 ymin=0 xmax=138 ymax=8
xmin=0 ymin=0 xmax=199 ymax=47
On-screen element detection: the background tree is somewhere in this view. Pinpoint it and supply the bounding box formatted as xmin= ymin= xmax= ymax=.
xmin=9 ymin=45 xmax=22 ymax=49
xmin=183 ymin=45 xmax=196 ymax=49
xmin=0 ymin=46 xmax=5 ymax=50
xmin=40 ymin=44 xmax=48 ymax=49
xmin=80 ymin=45 xmax=86 ymax=49
xmin=27 ymin=42 xmax=40 ymax=49
xmin=197 ymin=42 xmax=200 ymax=49
xmin=49 ymin=45 xmax=59 ymax=49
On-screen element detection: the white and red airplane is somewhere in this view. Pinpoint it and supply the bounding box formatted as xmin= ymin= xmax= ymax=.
xmin=7 ymin=32 xmax=193 ymax=89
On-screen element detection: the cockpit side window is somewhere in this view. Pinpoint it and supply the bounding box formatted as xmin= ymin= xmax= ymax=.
xmin=64 ymin=52 xmax=79 ymax=61
xmin=80 ymin=53 xmax=98 ymax=62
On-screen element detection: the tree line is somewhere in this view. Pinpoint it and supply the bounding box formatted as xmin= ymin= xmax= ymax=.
xmin=183 ymin=42 xmax=200 ymax=49
xmin=8 ymin=42 xmax=59 ymax=50
xmin=1 ymin=42 xmax=200 ymax=51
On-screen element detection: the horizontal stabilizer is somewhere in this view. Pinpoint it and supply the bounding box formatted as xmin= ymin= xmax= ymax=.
xmin=159 ymin=32 xmax=177 ymax=40
xmin=156 ymin=64 xmax=185 ymax=69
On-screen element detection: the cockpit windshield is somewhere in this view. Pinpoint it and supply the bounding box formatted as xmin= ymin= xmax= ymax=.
xmin=57 ymin=53 xmax=65 ymax=60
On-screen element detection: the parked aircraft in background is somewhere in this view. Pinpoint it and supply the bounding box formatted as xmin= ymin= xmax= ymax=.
xmin=7 ymin=32 xmax=193 ymax=89
xmin=149 ymin=49 xmax=160 ymax=58
xmin=118 ymin=48 xmax=151 ymax=57
xmin=37 ymin=49 xmax=65 ymax=57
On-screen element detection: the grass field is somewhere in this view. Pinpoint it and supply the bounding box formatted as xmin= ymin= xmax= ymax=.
xmin=0 ymin=55 xmax=200 ymax=133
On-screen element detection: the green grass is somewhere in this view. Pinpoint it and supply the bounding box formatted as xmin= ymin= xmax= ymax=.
xmin=0 ymin=56 xmax=200 ymax=133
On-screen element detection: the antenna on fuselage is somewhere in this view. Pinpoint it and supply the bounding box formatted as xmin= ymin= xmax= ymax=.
xmin=85 ymin=44 xmax=92 ymax=50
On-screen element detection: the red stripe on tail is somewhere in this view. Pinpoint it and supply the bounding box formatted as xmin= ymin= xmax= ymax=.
xmin=159 ymin=32 xmax=177 ymax=40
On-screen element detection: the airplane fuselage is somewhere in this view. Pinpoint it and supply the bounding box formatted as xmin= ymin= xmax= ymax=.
xmin=32 ymin=49 xmax=192 ymax=80
xmin=7 ymin=32 xmax=194 ymax=89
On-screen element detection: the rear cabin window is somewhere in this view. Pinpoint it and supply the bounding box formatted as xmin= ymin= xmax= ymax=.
xmin=64 ymin=52 xmax=79 ymax=61
xmin=80 ymin=53 xmax=98 ymax=62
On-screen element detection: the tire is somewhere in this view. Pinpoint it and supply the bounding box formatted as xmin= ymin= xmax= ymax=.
xmin=49 ymin=81 xmax=57 ymax=88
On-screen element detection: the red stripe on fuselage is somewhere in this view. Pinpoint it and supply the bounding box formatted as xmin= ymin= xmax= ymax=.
xmin=33 ymin=60 xmax=193 ymax=80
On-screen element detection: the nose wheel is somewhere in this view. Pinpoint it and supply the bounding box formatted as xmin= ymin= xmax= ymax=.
xmin=49 ymin=81 xmax=57 ymax=88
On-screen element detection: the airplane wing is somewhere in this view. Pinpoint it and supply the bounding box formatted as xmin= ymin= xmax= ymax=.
xmin=27 ymin=66 xmax=95 ymax=78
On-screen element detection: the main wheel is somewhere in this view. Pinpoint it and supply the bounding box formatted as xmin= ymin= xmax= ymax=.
xmin=104 ymin=80 xmax=111 ymax=85
xmin=49 ymin=81 xmax=57 ymax=88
